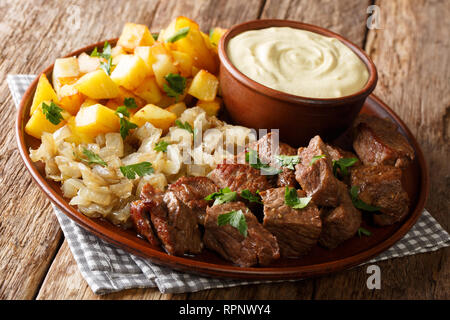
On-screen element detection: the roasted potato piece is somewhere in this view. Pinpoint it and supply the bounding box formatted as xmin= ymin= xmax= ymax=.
xmin=171 ymin=50 xmax=193 ymax=77
xmin=130 ymin=104 xmax=177 ymax=131
xmin=197 ymin=97 xmax=222 ymax=117
xmin=52 ymin=57 xmax=80 ymax=95
xmin=74 ymin=103 xmax=120 ymax=136
xmin=25 ymin=101 xmax=71 ymax=139
xmin=166 ymin=102 xmax=187 ymax=117
xmin=75 ymin=69 xmax=119 ymax=99
xmin=30 ymin=74 xmax=59 ymax=115
xmin=133 ymin=77 xmax=162 ymax=104
xmin=117 ymin=23 xmax=155 ymax=52
xmin=110 ymin=54 xmax=151 ymax=90
xmin=134 ymin=46 xmax=156 ymax=74
xmin=57 ymin=84 xmax=85 ymax=115
xmin=187 ymin=69 xmax=219 ymax=101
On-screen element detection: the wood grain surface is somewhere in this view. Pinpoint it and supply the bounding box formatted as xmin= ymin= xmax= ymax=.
xmin=0 ymin=0 xmax=448 ymax=300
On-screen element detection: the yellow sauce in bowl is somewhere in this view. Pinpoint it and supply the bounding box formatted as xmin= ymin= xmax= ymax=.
xmin=227 ymin=27 xmax=369 ymax=99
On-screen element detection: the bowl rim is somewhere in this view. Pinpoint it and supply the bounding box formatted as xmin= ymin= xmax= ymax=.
xmin=218 ymin=19 xmax=378 ymax=105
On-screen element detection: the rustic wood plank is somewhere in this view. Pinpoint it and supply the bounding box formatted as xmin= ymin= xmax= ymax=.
xmin=261 ymin=0 xmax=372 ymax=47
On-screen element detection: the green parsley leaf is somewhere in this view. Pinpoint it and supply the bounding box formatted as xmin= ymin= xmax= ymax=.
xmin=120 ymin=162 xmax=154 ymax=179
xmin=332 ymin=157 xmax=358 ymax=177
xmin=166 ymin=27 xmax=190 ymax=43
xmin=152 ymin=33 xmax=159 ymax=41
xmin=115 ymin=108 xmax=138 ymax=139
xmin=205 ymin=187 xmax=237 ymax=206
xmin=276 ymin=155 xmax=300 ymax=170
xmin=115 ymin=106 xmax=130 ymax=118
xmin=357 ymin=227 xmax=372 ymax=237
xmin=310 ymin=154 xmax=326 ymax=166
xmin=240 ymin=189 xmax=262 ymax=204
xmin=349 ymin=186 xmax=381 ymax=212
xmin=91 ymin=41 xmax=111 ymax=60
xmin=154 ymin=141 xmax=170 ymax=152
xmin=217 ymin=209 xmax=248 ymax=237
xmin=100 ymin=57 xmax=113 ymax=75
xmin=123 ymin=97 xmax=138 ymax=109
xmin=175 ymin=119 xmax=193 ymax=134
xmin=90 ymin=47 xmax=99 ymax=57
xmin=82 ymin=148 xmax=107 ymax=167
xmin=245 ymin=149 xmax=281 ymax=175
xmin=163 ymin=73 xmax=186 ymax=100
xmin=284 ymin=187 xmax=311 ymax=209
xmin=42 ymin=101 xmax=64 ymax=125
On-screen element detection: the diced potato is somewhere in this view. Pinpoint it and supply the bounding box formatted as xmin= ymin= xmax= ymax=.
xmin=171 ymin=50 xmax=193 ymax=77
xmin=197 ymin=97 xmax=222 ymax=117
xmin=133 ymin=77 xmax=162 ymax=104
xmin=80 ymin=98 xmax=99 ymax=108
xmin=30 ymin=74 xmax=58 ymax=115
xmin=75 ymin=103 xmax=120 ymax=136
xmin=209 ymin=27 xmax=228 ymax=47
xmin=112 ymin=53 xmax=130 ymax=67
xmin=25 ymin=101 xmax=71 ymax=139
xmin=117 ymin=23 xmax=155 ymax=52
xmin=166 ymin=102 xmax=187 ymax=117
xmin=150 ymin=43 xmax=178 ymax=89
xmin=58 ymin=84 xmax=85 ymax=115
xmin=65 ymin=116 xmax=95 ymax=144
xmin=156 ymin=94 xmax=178 ymax=108
xmin=165 ymin=17 xmax=218 ymax=74
xmin=134 ymin=46 xmax=156 ymax=74
xmin=75 ymin=69 xmax=119 ymax=99
xmin=78 ymin=52 xmax=100 ymax=74
xmin=53 ymin=57 xmax=80 ymax=95
xmin=187 ymin=70 xmax=219 ymax=101
xmin=130 ymin=104 xmax=177 ymax=131
xmin=105 ymin=99 xmax=121 ymax=111
xmin=114 ymin=86 xmax=146 ymax=108
xmin=111 ymin=45 xmax=126 ymax=58
xmin=110 ymin=55 xmax=151 ymax=90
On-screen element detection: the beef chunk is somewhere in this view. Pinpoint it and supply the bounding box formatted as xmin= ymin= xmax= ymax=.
xmin=135 ymin=184 xmax=203 ymax=255
xmin=295 ymin=136 xmax=340 ymax=207
xmin=319 ymin=181 xmax=362 ymax=249
xmin=260 ymin=188 xmax=322 ymax=257
xmin=247 ymin=132 xmax=298 ymax=188
xmin=203 ymin=202 xmax=280 ymax=267
xmin=353 ymin=114 xmax=414 ymax=168
xmin=168 ymin=176 xmax=219 ymax=224
xmin=351 ymin=165 xmax=409 ymax=226
xmin=208 ymin=163 xmax=274 ymax=194
xmin=130 ymin=200 xmax=160 ymax=247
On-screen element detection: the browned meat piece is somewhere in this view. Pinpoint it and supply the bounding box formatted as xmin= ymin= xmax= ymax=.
xmin=135 ymin=184 xmax=203 ymax=255
xmin=260 ymin=188 xmax=322 ymax=257
xmin=247 ymin=132 xmax=298 ymax=187
xmin=203 ymin=202 xmax=280 ymax=267
xmin=351 ymin=165 xmax=409 ymax=226
xmin=295 ymin=136 xmax=340 ymax=207
xmin=319 ymin=181 xmax=362 ymax=249
xmin=353 ymin=114 xmax=414 ymax=168
xmin=130 ymin=199 xmax=160 ymax=247
xmin=208 ymin=163 xmax=274 ymax=194
xmin=325 ymin=144 xmax=361 ymax=184
xmin=168 ymin=176 xmax=219 ymax=224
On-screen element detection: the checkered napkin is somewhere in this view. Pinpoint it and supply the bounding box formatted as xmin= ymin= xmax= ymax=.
xmin=9 ymin=74 xmax=450 ymax=295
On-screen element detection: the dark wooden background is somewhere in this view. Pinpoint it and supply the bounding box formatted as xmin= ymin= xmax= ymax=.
xmin=0 ymin=0 xmax=448 ymax=299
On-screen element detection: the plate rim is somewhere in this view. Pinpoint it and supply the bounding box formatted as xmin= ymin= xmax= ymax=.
xmin=15 ymin=40 xmax=429 ymax=280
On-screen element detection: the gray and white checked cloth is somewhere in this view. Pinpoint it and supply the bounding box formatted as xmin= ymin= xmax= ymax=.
xmin=8 ymin=74 xmax=450 ymax=295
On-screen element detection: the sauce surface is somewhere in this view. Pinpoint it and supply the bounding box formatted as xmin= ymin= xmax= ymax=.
xmin=227 ymin=27 xmax=369 ymax=99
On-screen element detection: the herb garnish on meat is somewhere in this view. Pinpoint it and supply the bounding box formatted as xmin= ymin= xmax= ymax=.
xmin=332 ymin=157 xmax=358 ymax=177
xmin=245 ymin=149 xmax=282 ymax=175
xmin=275 ymin=155 xmax=300 ymax=170
xmin=309 ymin=154 xmax=326 ymax=166
xmin=217 ymin=209 xmax=248 ymax=237
xmin=240 ymin=189 xmax=262 ymax=204
xmin=350 ymin=186 xmax=381 ymax=212
xmin=284 ymin=186 xmax=311 ymax=209
xmin=205 ymin=187 xmax=237 ymax=205
xmin=357 ymin=227 xmax=372 ymax=237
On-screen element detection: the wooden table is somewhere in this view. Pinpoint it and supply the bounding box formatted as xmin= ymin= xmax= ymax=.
xmin=0 ymin=0 xmax=448 ymax=300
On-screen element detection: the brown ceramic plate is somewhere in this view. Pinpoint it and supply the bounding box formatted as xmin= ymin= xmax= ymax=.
xmin=16 ymin=40 xmax=428 ymax=280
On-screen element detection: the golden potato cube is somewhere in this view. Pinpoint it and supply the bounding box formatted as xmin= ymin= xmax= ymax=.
xmin=77 ymin=52 xmax=100 ymax=74
xmin=75 ymin=69 xmax=119 ymax=99
xmin=58 ymin=84 xmax=85 ymax=115
xmin=75 ymin=103 xmax=120 ymax=136
xmin=80 ymin=98 xmax=99 ymax=108
xmin=105 ymin=99 xmax=121 ymax=111
xmin=117 ymin=23 xmax=155 ymax=52
xmin=197 ymin=98 xmax=222 ymax=117
xmin=133 ymin=77 xmax=162 ymax=104
xmin=30 ymin=74 xmax=59 ymax=115
xmin=166 ymin=102 xmax=187 ymax=117
xmin=151 ymin=53 xmax=179 ymax=90
xmin=111 ymin=45 xmax=126 ymax=58
xmin=25 ymin=102 xmax=70 ymax=139
xmin=134 ymin=46 xmax=156 ymax=74
xmin=65 ymin=116 xmax=95 ymax=144
xmin=187 ymin=70 xmax=219 ymax=101
xmin=114 ymin=86 xmax=146 ymax=108
xmin=110 ymin=55 xmax=151 ymax=90
xmin=130 ymin=104 xmax=176 ymax=131
xmin=209 ymin=27 xmax=228 ymax=47
xmin=53 ymin=57 xmax=80 ymax=95
xmin=171 ymin=50 xmax=193 ymax=77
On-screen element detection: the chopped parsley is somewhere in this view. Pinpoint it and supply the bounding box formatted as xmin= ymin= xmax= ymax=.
xmin=350 ymin=186 xmax=381 ymax=212
xmin=154 ymin=141 xmax=170 ymax=152
xmin=310 ymin=154 xmax=326 ymax=166
xmin=240 ymin=189 xmax=262 ymax=204
xmin=284 ymin=186 xmax=311 ymax=209
xmin=115 ymin=106 xmax=130 ymax=118
xmin=163 ymin=73 xmax=186 ymax=100
xmin=120 ymin=162 xmax=154 ymax=179
xmin=275 ymin=155 xmax=300 ymax=170
xmin=332 ymin=157 xmax=358 ymax=177
xmin=166 ymin=27 xmax=190 ymax=43
xmin=357 ymin=227 xmax=372 ymax=237
xmin=42 ymin=101 xmax=64 ymax=125
xmin=175 ymin=120 xmax=194 ymax=134
xmin=205 ymin=187 xmax=237 ymax=206
xmin=123 ymin=97 xmax=138 ymax=109
xmin=91 ymin=41 xmax=114 ymax=75
xmin=115 ymin=107 xmax=138 ymax=139
xmin=152 ymin=33 xmax=159 ymax=41
xmin=245 ymin=149 xmax=281 ymax=175
xmin=217 ymin=209 xmax=248 ymax=237
xmin=82 ymin=148 xmax=107 ymax=167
